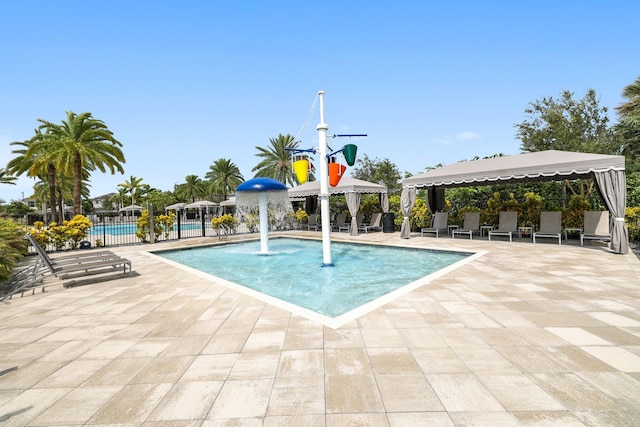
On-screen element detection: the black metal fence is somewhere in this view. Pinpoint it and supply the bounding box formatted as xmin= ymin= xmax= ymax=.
xmin=12 ymin=208 xmax=251 ymax=253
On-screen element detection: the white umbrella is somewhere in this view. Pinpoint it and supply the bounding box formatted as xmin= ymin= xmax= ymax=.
xmin=185 ymin=200 xmax=219 ymax=208
xmin=165 ymin=202 xmax=187 ymax=210
xmin=119 ymin=204 xmax=144 ymax=212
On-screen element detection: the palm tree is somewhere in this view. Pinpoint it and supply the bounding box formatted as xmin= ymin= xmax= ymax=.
xmin=0 ymin=168 xmax=16 ymax=185
xmin=118 ymin=176 xmax=145 ymax=219
xmin=252 ymin=133 xmax=300 ymax=186
xmin=616 ymin=75 xmax=640 ymax=123
xmin=616 ymin=76 xmax=640 ymax=163
xmin=175 ymin=175 xmax=206 ymax=203
xmin=37 ymin=111 xmax=125 ymax=215
xmin=205 ymin=158 xmax=244 ymax=200
xmin=118 ymin=176 xmax=145 ymax=206
xmin=8 ymin=131 xmax=66 ymax=223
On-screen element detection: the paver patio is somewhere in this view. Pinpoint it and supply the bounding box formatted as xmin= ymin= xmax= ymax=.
xmin=1 ymin=231 xmax=639 ymax=426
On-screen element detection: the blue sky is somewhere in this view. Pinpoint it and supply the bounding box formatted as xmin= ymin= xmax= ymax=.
xmin=1 ymin=1 xmax=639 ymax=202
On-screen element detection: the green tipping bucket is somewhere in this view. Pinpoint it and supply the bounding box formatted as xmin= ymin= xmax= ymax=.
xmin=343 ymin=144 xmax=357 ymax=166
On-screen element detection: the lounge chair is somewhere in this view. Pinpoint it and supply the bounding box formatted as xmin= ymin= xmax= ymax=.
xmin=306 ymin=214 xmax=319 ymax=231
xmin=489 ymin=211 xmax=518 ymax=242
xmin=332 ymin=213 xmax=347 ymax=232
xmin=26 ymin=234 xmax=132 ymax=287
xmin=452 ymin=212 xmax=481 ymax=239
xmin=580 ymin=211 xmax=611 ymax=247
xmin=421 ymin=212 xmax=448 ymax=238
xmin=359 ymin=212 xmax=383 ymax=233
xmin=533 ymin=211 xmax=562 ymax=245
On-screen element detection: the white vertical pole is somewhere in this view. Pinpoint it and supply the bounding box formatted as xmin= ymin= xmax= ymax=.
xmin=317 ymin=91 xmax=333 ymax=266
xmin=259 ymin=192 xmax=269 ymax=254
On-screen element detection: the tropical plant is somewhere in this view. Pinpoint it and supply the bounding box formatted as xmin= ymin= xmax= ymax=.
xmin=294 ymin=208 xmax=309 ymax=224
xmin=521 ymin=192 xmax=543 ymax=227
xmin=252 ymin=133 xmax=300 ymax=186
xmin=615 ymin=75 xmax=640 ymax=170
xmin=36 ymin=111 xmax=125 ymax=215
xmin=8 ymin=132 xmax=63 ymax=223
xmin=0 ymin=168 xmax=16 ymax=185
xmin=118 ymin=175 xmax=145 ymax=212
xmin=0 ymin=217 xmax=29 ymax=282
xmin=205 ymin=158 xmax=244 ymax=201
xmin=175 ymin=175 xmax=207 ymax=203
xmin=211 ymin=214 xmax=238 ymax=236
xmin=135 ymin=210 xmax=163 ymax=243
xmin=156 ymin=211 xmax=177 ymax=239
xmin=64 ymin=215 xmax=93 ymax=249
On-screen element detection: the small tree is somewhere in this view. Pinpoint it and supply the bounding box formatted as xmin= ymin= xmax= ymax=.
xmin=135 ymin=210 xmax=162 ymax=243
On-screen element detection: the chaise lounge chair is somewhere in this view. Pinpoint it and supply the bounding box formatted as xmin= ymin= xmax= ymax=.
xmin=533 ymin=211 xmax=562 ymax=245
xmin=26 ymin=234 xmax=132 ymax=288
xmin=452 ymin=212 xmax=480 ymax=239
xmin=580 ymin=211 xmax=611 ymax=247
xmin=359 ymin=212 xmax=383 ymax=233
xmin=489 ymin=211 xmax=518 ymax=242
xmin=306 ymin=214 xmax=319 ymax=231
xmin=421 ymin=212 xmax=448 ymax=238
xmin=332 ymin=213 xmax=347 ymax=232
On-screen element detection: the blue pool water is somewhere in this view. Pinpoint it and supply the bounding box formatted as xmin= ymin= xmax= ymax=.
xmin=156 ymin=238 xmax=472 ymax=318
xmin=90 ymin=223 xmax=202 ymax=235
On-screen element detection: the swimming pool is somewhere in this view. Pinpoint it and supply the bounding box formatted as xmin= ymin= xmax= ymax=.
xmin=90 ymin=223 xmax=202 ymax=235
xmin=154 ymin=237 xmax=480 ymax=327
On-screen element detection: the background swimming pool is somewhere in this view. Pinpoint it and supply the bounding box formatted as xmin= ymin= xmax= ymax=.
xmin=89 ymin=223 xmax=202 ymax=235
xmin=157 ymin=238 xmax=471 ymax=318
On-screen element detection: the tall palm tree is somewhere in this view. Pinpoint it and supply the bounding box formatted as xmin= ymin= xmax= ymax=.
xmin=205 ymin=158 xmax=244 ymax=200
xmin=0 ymin=168 xmax=16 ymax=185
xmin=252 ymin=133 xmax=300 ymax=186
xmin=37 ymin=111 xmax=125 ymax=215
xmin=175 ymin=175 xmax=206 ymax=203
xmin=8 ymin=131 xmax=66 ymax=223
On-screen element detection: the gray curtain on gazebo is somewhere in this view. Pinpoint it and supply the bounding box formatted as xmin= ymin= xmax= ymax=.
xmin=400 ymin=187 xmax=416 ymax=239
xmin=346 ymin=192 xmax=361 ymax=236
xmin=305 ymin=196 xmax=318 ymax=215
xmin=379 ymin=192 xmax=389 ymax=213
xmin=594 ymin=169 xmax=629 ymax=254
xmin=426 ymin=186 xmax=445 ymax=214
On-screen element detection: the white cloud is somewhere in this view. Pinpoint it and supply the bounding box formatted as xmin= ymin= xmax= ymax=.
xmin=456 ymin=131 xmax=479 ymax=140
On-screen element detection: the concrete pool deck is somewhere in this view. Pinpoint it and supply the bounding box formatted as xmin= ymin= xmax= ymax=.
xmin=1 ymin=231 xmax=640 ymax=426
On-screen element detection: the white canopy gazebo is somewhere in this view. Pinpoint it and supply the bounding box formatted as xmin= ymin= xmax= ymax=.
xmin=288 ymin=177 xmax=388 ymax=236
xmin=401 ymin=150 xmax=628 ymax=254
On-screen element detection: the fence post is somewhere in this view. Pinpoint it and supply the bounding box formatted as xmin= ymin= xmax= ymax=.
xmin=177 ymin=209 xmax=182 ymax=240
xmin=201 ymin=208 xmax=206 ymax=237
xmin=148 ymin=203 xmax=155 ymax=243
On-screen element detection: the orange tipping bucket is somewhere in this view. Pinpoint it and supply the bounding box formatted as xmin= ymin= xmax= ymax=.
xmin=329 ymin=162 xmax=347 ymax=187
xmin=293 ymin=159 xmax=309 ymax=184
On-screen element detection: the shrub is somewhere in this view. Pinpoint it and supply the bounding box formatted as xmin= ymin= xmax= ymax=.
xmin=64 ymin=215 xmax=93 ymax=249
xmin=156 ymin=212 xmax=177 ymax=240
xmin=135 ymin=210 xmax=163 ymax=242
xmin=294 ymin=209 xmax=309 ymax=224
xmin=0 ymin=217 xmax=28 ymax=282
xmin=212 ymin=214 xmax=238 ymax=235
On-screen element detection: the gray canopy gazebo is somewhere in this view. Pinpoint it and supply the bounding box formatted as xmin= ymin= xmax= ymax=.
xmin=401 ymin=150 xmax=628 ymax=254
xmin=288 ymin=177 xmax=388 ymax=236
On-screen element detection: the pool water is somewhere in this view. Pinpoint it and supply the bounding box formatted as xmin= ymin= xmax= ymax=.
xmin=90 ymin=223 xmax=202 ymax=235
xmin=156 ymin=238 xmax=473 ymax=319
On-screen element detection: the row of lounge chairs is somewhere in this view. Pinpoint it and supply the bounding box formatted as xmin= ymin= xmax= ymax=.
xmin=421 ymin=211 xmax=612 ymax=246
xmin=306 ymin=212 xmax=383 ymax=233
xmin=1 ymin=235 xmax=132 ymax=300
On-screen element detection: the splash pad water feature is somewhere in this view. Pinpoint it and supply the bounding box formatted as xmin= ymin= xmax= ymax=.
xmin=235 ymin=177 xmax=291 ymax=254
